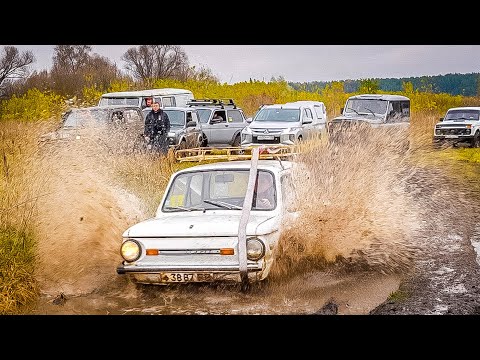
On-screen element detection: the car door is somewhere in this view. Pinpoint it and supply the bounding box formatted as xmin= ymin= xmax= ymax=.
xmin=226 ymin=109 xmax=247 ymax=145
xmin=208 ymin=110 xmax=231 ymax=145
xmin=302 ymin=107 xmax=314 ymax=139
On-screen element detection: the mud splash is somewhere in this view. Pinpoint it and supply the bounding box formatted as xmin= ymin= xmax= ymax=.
xmin=272 ymin=125 xmax=421 ymax=279
xmin=33 ymin=127 xmax=149 ymax=296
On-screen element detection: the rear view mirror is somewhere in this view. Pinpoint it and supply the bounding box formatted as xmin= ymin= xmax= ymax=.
xmin=439 ymin=117 xmax=444 ymax=122
xmin=215 ymin=174 xmax=234 ymax=183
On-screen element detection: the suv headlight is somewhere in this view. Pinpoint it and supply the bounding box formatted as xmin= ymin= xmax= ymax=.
xmin=246 ymin=238 xmax=266 ymax=261
xmin=121 ymin=239 xmax=141 ymax=262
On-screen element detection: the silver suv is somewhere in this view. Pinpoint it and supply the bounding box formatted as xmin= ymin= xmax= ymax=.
xmin=187 ymin=99 xmax=248 ymax=147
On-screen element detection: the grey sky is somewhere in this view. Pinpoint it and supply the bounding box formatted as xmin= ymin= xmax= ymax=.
xmin=5 ymin=45 xmax=480 ymax=84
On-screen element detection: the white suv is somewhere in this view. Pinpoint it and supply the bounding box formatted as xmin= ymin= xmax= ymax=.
xmin=433 ymin=107 xmax=480 ymax=148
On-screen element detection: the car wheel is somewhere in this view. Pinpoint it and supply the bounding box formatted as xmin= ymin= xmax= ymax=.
xmin=232 ymin=134 xmax=241 ymax=147
xmin=201 ymin=133 xmax=208 ymax=147
xmin=472 ymin=131 xmax=480 ymax=148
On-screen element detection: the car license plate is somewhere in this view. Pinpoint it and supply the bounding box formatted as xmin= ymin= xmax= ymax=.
xmin=257 ymin=135 xmax=275 ymax=140
xmin=445 ymin=135 xmax=459 ymax=139
xmin=160 ymin=273 xmax=213 ymax=282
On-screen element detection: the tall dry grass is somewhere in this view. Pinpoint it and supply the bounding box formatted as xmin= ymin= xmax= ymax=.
xmin=0 ymin=120 xmax=56 ymax=313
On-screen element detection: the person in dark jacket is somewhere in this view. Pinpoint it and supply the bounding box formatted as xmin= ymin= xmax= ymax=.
xmin=144 ymin=101 xmax=170 ymax=154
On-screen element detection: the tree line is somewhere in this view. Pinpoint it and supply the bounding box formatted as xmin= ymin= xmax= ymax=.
xmin=0 ymin=45 xmax=217 ymax=100
xmin=290 ymin=73 xmax=480 ymax=97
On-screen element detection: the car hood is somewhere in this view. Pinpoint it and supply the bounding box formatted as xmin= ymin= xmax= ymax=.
xmin=248 ymin=121 xmax=301 ymax=130
xmin=123 ymin=212 xmax=278 ymax=238
xmin=436 ymin=120 xmax=479 ymax=126
xmin=169 ymin=126 xmax=184 ymax=134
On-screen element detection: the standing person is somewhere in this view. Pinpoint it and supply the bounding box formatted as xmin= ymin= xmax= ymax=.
xmin=144 ymin=101 xmax=171 ymax=155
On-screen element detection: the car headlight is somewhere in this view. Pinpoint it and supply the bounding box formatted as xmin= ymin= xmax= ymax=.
xmin=286 ymin=127 xmax=302 ymax=132
xmin=246 ymin=238 xmax=266 ymax=261
xmin=120 ymin=239 xmax=141 ymax=262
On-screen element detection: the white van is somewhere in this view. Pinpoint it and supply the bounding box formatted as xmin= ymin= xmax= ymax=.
xmin=98 ymin=88 xmax=194 ymax=109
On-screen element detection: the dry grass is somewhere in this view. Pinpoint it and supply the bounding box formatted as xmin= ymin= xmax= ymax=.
xmin=0 ymin=120 xmax=55 ymax=313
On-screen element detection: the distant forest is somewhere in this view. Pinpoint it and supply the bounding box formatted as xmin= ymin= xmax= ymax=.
xmin=289 ymin=72 xmax=480 ymax=96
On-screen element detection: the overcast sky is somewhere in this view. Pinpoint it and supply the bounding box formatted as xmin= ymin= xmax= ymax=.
xmin=6 ymin=45 xmax=480 ymax=84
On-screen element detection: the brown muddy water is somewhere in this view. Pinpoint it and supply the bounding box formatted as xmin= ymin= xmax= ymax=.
xmin=27 ymin=124 xmax=433 ymax=315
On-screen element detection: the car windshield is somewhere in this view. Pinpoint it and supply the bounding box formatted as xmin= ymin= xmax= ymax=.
xmin=98 ymin=97 xmax=139 ymax=106
xmin=196 ymin=109 xmax=212 ymax=124
xmin=164 ymin=110 xmax=185 ymax=128
xmin=254 ymin=108 xmax=300 ymax=122
xmin=445 ymin=109 xmax=480 ymax=121
xmin=62 ymin=109 xmax=110 ymax=128
xmin=344 ymin=99 xmax=388 ymax=116
xmin=163 ymin=169 xmax=276 ymax=212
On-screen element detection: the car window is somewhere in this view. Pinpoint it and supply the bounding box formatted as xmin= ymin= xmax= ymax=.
xmin=197 ymin=109 xmax=212 ymax=124
xmin=313 ymin=105 xmax=324 ymax=118
xmin=227 ymin=109 xmax=244 ymax=123
xmin=162 ymin=97 xmax=175 ymax=107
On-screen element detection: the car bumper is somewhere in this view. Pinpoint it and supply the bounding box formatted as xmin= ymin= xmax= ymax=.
xmin=116 ymin=263 xmax=265 ymax=284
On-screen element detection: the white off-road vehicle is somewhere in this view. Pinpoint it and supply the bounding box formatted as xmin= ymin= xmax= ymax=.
xmin=433 ymin=107 xmax=480 ymax=148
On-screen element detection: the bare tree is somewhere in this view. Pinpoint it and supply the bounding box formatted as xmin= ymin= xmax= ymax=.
xmin=121 ymin=45 xmax=189 ymax=82
xmin=0 ymin=46 xmax=35 ymax=96
xmin=50 ymin=45 xmax=121 ymax=97
xmin=51 ymin=45 xmax=92 ymax=74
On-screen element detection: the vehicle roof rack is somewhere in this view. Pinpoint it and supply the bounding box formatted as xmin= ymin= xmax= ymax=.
xmin=187 ymin=99 xmax=237 ymax=109
xmin=174 ymin=145 xmax=296 ymax=162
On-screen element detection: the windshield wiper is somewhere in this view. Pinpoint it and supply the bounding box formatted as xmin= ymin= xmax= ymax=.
xmin=203 ymin=199 xmax=242 ymax=210
xmin=165 ymin=205 xmax=205 ymax=212
xmin=363 ymin=107 xmax=376 ymax=116
xmin=346 ymin=107 xmax=360 ymax=115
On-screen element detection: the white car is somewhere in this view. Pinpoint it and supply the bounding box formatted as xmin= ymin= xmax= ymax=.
xmin=116 ymin=159 xmax=296 ymax=286
xmin=433 ymin=107 xmax=480 ymax=148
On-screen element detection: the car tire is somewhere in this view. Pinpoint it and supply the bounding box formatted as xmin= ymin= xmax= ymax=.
xmin=232 ymin=134 xmax=241 ymax=147
xmin=472 ymin=131 xmax=480 ymax=148
xmin=201 ymin=133 xmax=208 ymax=147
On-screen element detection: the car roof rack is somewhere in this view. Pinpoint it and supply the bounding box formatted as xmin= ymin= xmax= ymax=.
xmin=187 ymin=99 xmax=237 ymax=109
xmin=174 ymin=145 xmax=296 ymax=162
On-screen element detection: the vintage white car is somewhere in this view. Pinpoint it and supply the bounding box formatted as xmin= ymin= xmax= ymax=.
xmin=116 ymin=158 xmax=295 ymax=286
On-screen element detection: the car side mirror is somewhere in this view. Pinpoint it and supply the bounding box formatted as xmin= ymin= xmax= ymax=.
xmin=439 ymin=117 xmax=444 ymax=122
xmin=340 ymin=107 xmax=344 ymax=114
xmin=246 ymin=117 xmax=253 ymax=123
xmin=302 ymin=117 xmax=313 ymax=124
xmin=187 ymin=121 xmax=196 ymax=127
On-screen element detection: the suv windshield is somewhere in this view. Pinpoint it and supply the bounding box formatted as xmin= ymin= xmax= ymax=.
xmin=254 ymin=108 xmax=300 ymax=122
xmin=344 ymin=99 xmax=388 ymax=115
xmin=163 ymin=169 xmax=276 ymax=212
xmin=164 ymin=110 xmax=185 ymax=128
xmin=63 ymin=109 xmax=109 ymax=128
xmin=445 ymin=109 xmax=480 ymax=121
